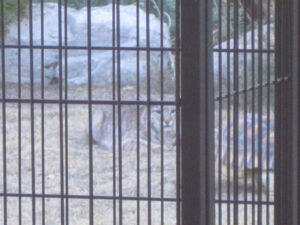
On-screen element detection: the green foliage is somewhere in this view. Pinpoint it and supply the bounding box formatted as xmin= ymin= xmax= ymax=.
xmin=32 ymin=0 xmax=111 ymax=9
xmin=68 ymin=0 xmax=175 ymax=44
xmin=212 ymin=0 xmax=275 ymax=45
xmin=0 ymin=0 xmax=175 ymax=44
xmin=1 ymin=0 xmax=28 ymax=27
xmin=136 ymin=0 xmax=176 ymax=44
xmin=1 ymin=0 xmax=276 ymax=46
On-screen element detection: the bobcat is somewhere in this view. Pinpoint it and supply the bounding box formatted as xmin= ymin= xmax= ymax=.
xmin=90 ymin=96 xmax=177 ymax=151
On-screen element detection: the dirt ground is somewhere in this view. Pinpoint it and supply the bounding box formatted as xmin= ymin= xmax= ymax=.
xmin=0 ymin=83 xmax=273 ymax=224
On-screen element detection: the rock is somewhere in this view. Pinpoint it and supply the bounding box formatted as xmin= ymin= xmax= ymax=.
xmin=3 ymin=3 xmax=174 ymax=86
xmin=213 ymin=24 xmax=275 ymax=84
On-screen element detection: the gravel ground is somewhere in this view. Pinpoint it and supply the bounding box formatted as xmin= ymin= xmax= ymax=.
xmin=0 ymin=83 xmax=274 ymax=224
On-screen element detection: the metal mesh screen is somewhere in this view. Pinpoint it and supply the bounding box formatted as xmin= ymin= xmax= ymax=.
xmin=213 ymin=0 xmax=279 ymax=224
xmin=0 ymin=0 xmax=181 ymax=224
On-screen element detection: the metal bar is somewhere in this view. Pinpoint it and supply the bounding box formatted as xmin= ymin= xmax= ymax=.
xmin=29 ymin=0 xmax=36 ymax=224
xmin=217 ymin=0 xmax=223 ymax=224
xmin=64 ymin=0 xmax=69 ymax=225
xmin=87 ymin=0 xmax=94 ymax=224
xmin=58 ymin=0 xmax=65 ymax=224
xmin=160 ymin=0 xmax=165 ymax=224
xmin=257 ymin=0 xmax=264 ymax=224
xmin=116 ymin=1 xmax=123 ymax=224
xmin=58 ymin=1 xmax=66 ymax=224
xmin=136 ymin=0 xmax=140 ymax=224
xmin=215 ymin=199 xmax=275 ymax=205
xmin=1 ymin=0 xmax=7 ymax=223
xmin=0 ymin=193 xmax=177 ymax=201
xmin=41 ymin=0 xmax=46 ymax=225
xmin=215 ymin=77 xmax=288 ymax=101
xmin=233 ymin=1 xmax=240 ymax=224
xmin=250 ymin=0 xmax=256 ymax=223
xmin=146 ymin=0 xmax=152 ymax=223
xmin=266 ymin=0 xmax=272 ymax=224
xmin=242 ymin=1 xmax=249 ymax=225
xmin=0 ymin=192 xmax=282 ymax=204
xmin=0 ymin=99 xmax=177 ymax=105
xmin=181 ymin=1 xmax=214 ymax=224
xmin=0 ymin=44 xmax=175 ymax=51
xmin=213 ymin=48 xmax=275 ymax=53
xmin=17 ymin=0 xmax=22 ymax=224
xmin=226 ymin=0 xmax=231 ymax=224
xmin=112 ymin=1 xmax=117 ymax=225
xmin=0 ymin=44 xmax=278 ymax=53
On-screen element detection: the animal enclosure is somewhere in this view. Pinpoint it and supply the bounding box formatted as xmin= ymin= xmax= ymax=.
xmin=0 ymin=0 xmax=298 ymax=225
xmin=0 ymin=0 xmax=180 ymax=224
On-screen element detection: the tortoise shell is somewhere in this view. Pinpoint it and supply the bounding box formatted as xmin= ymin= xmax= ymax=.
xmin=215 ymin=112 xmax=274 ymax=170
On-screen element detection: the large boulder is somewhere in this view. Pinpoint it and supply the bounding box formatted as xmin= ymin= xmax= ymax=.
xmin=3 ymin=3 xmax=174 ymax=86
xmin=213 ymin=24 xmax=275 ymax=85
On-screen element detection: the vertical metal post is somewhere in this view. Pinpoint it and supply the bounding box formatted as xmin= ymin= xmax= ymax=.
xmin=275 ymin=0 xmax=300 ymax=225
xmin=0 ymin=0 xmax=7 ymax=223
xmin=29 ymin=0 xmax=36 ymax=224
xmin=181 ymin=0 xmax=214 ymax=224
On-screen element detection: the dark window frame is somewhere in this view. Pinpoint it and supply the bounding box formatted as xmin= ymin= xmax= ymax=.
xmin=181 ymin=0 xmax=215 ymax=224
xmin=275 ymin=0 xmax=300 ymax=225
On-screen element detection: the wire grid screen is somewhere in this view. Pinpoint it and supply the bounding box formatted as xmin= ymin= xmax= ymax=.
xmin=0 ymin=0 xmax=181 ymax=224
xmin=213 ymin=0 xmax=277 ymax=224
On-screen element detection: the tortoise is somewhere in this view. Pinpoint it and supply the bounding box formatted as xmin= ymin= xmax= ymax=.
xmin=215 ymin=111 xmax=275 ymax=194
